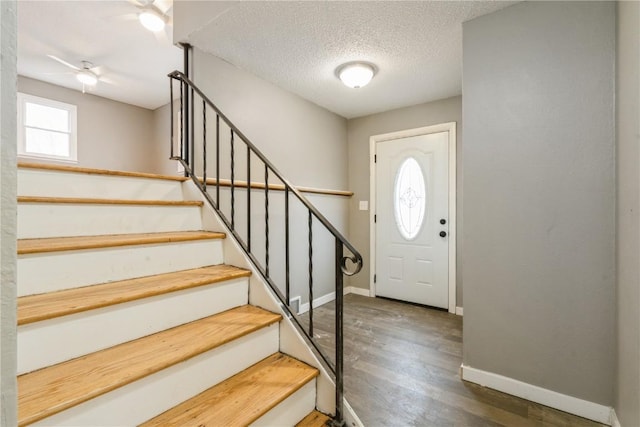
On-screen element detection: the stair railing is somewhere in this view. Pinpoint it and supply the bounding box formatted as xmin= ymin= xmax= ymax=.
xmin=168 ymin=65 xmax=362 ymax=425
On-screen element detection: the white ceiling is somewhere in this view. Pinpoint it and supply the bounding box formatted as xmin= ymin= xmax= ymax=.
xmin=18 ymin=0 xmax=182 ymax=110
xmin=177 ymin=1 xmax=517 ymax=118
xmin=18 ymin=1 xmax=517 ymax=117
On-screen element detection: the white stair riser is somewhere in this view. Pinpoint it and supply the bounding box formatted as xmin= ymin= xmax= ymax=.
xmin=18 ymin=169 xmax=184 ymax=201
xmin=251 ymin=380 xmax=317 ymax=427
xmin=31 ymin=326 xmax=279 ymax=426
xmin=279 ymin=314 xmax=338 ymax=416
xmin=18 ymin=203 xmax=203 ymax=239
xmin=18 ymin=278 xmax=248 ymax=374
xmin=18 ymin=240 xmax=223 ymax=296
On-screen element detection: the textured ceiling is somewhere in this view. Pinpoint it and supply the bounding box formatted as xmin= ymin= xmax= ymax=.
xmin=18 ymin=0 xmax=182 ymax=110
xmin=179 ymin=1 xmax=518 ymax=118
xmin=17 ymin=1 xmax=517 ymax=116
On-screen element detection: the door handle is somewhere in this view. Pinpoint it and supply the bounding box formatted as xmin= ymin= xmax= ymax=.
xmin=439 ymin=231 xmax=447 ymax=238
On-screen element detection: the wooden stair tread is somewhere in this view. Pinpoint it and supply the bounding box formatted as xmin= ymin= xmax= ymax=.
xmin=18 ymin=265 xmax=250 ymax=325
xmin=17 ymin=231 xmax=225 ymax=255
xmin=18 ymin=161 xmax=188 ymax=182
xmin=18 ymin=196 xmax=203 ymax=206
xmin=141 ymin=353 xmax=319 ymax=427
xmin=297 ymin=411 xmax=332 ymax=427
xmin=18 ymin=305 xmax=281 ymax=426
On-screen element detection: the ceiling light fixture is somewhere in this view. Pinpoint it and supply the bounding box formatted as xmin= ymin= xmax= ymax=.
xmin=139 ymin=9 xmax=166 ymax=32
xmin=336 ymin=62 xmax=376 ymax=89
xmin=76 ymin=69 xmax=98 ymax=86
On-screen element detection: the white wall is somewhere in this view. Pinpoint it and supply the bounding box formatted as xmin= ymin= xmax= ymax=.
xmin=615 ymin=0 xmax=640 ymax=425
xmin=346 ymin=97 xmax=462 ymax=305
xmin=18 ymin=76 xmax=158 ymax=174
xmin=462 ymin=1 xmax=615 ymax=407
xmin=0 ymin=1 xmax=18 ymax=424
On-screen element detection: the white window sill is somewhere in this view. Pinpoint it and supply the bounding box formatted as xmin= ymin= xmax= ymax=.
xmin=18 ymin=153 xmax=78 ymax=164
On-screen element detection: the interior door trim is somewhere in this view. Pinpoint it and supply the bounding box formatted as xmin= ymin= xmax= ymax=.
xmin=369 ymin=122 xmax=457 ymax=313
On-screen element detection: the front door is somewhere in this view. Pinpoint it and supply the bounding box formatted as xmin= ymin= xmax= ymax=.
xmin=375 ymin=131 xmax=449 ymax=308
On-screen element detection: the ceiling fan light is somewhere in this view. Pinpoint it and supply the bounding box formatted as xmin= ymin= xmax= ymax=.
xmin=337 ymin=62 xmax=375 ymax=89
xmin=139 ymin=10 xmax=165 ymax=32
xmin=76 ymin=70 xmax=98 ymax=86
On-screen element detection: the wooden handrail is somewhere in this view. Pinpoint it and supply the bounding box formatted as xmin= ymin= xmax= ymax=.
xmin=197 ymin=177 xmax=353 ymax=198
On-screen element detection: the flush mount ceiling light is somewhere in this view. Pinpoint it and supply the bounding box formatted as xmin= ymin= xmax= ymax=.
xmin=139 ymin=9 xmax=166 ymax=32
xmin=336 ymin=62 xmax=376 ymax=89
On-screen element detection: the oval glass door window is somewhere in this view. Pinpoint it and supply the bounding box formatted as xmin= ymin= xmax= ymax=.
xmin=394 ymin=157 xmax=426 ymax=240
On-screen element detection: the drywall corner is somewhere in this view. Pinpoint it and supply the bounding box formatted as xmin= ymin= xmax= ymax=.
xmin=0 ymin=1 xmax=18 ymax=424
xmin=615 ymin=0 xmax=640 ymax=425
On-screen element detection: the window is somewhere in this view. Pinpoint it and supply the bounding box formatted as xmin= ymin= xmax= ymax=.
xmin=394 ymin=157 xmax=426 ymax=240
xmin=17 ymin=93 xmax=77 ymax=162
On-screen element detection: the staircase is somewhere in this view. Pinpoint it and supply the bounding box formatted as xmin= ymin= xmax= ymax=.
xmin=16 ymin=162 xmax=334 ymax=426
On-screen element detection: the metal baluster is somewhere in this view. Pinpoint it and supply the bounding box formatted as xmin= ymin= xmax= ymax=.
xmin=182 ymin=46 xmax=189 ymax=172
xmin=334 ymin=238 xmax=345 ymax=425
xmin=308 ymin=210 xmax=313 ymax=337
xmin=190 ymin=86 xmax=195 ymax=173
xmin=169 ymin=78 xmax=174 ymax=159
xmin=202 ymin=100 xmax=207 ymax=192
xmin=179 ymin=82 xmax=183 ymax=161
xmin=265 ymin=165 xmax=269 ymax=277
xmin=216 ymin=114 xmax=220 ymax=209
xmin=231 ymin=130 xmax=235 ymax=229
xmin=285 ymin=186 xmax=290 ymax=305
xmin=247 ymin=146 xmax=251 ymax=251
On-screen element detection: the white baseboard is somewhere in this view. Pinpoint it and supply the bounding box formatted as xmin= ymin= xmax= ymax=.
xmin=610 ymin=408 xmax=621 ymax=427
xmin=461 ymin=365 xmax=613 ymax=425
xmin=345 ymin=286 xmax=371 ymax=297
xmin=298 ymin=292 xmax=336 ymax=315
xmin=294 ymin=286 xmax=372 ymax=315
xmin=455 ymin=306 xmax=463 ymax=316
xmin=344 ymin=397 xmax=365 ymax=427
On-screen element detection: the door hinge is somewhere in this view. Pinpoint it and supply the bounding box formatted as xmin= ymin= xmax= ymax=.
xmin=374 ymin=274 xmax=377 ymax=283
xmin=374 ymin=214 xmax=377 ymax=223
xmin=374 ymin=154 xmax=377 ymax=163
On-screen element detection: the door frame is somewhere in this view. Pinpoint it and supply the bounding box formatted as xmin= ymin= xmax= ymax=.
xmin=369 ymin=122 xmax=457 ymax=313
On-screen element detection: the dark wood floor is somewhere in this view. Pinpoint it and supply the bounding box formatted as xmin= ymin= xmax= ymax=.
xmin=301 ymin=294 xmax=605 ymax=427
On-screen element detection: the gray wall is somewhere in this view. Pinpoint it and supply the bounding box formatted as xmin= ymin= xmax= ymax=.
xmin=152 ymin=102 xmax=177 ymax=176
xmin=185 ymin=48 xmax=350 ymax=303
xmin=346 ymin=97 xmax=463 ymax=306
xmin=462 ymin=1 xmax=615 ymax=406
xmin=615 ymin=0 xmax=640 ymax=424
xmin=1 ymin=0 xmax=18 ymax=424
xmin=192 ymin=49 xmax=348 ymax=191
xmin=17 ymin=76 xmax=157 ymax=174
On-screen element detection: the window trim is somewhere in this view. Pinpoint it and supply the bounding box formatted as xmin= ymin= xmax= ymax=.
xmin=17 ymin=92 xmax=78 ymax=163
